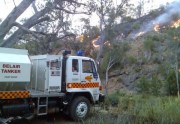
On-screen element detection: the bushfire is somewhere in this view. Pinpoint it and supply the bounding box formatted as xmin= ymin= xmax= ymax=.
xmin=154 ymin=19 xmax=180 ymax=32
xmin=154 ymin=24 xmax=161 ymax=32
xmin=171 ymin=19 xmax=180 ymax=28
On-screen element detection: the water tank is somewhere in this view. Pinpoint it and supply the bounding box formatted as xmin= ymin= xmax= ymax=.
xmin=0 ymin=47 xmax=31 ymax=91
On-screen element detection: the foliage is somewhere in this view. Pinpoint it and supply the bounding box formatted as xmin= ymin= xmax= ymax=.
xmin=136 ymin=76 xmax=150 ymax=94
xmin=136 ymin=75 xmax=162 ymax=96
xmin=100 ymin=42 xmax=129 ymax=74
xmin=0 ymin=0 xmax=94 ymax=52
xmin=143 ymin=34 xmax=162 ymax=52
xmin=164 ymin=27 xmax=180 ymax=62
xmin=132 ymin=23 xmax=141 ymax=30
xmin=13 ymin=41 xmax=39 ymax=55
xmin=166 ymin=69 xmax=179 ymax=96
xmin=77 ymin=18 xmax=100 ymax=57
xmin=126 ymin=55 xmax=137 ymax=65
xmin=163 ymin=27 xmax=180 ymax=96
xmin=90 ymin=93 xmax=180 ymax=124
xmin=106 ymin=91 xmax=126 ymax=106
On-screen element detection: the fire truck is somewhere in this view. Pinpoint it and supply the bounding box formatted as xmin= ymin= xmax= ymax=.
xmin=0 ymin=47 xmax=104 ymax=123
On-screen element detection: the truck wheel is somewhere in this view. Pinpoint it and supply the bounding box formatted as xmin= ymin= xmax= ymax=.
xmin=69 ymin=96 xmax=90 ymax=121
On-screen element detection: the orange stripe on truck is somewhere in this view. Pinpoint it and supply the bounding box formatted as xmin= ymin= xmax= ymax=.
xmin=0 ymin=91 xmax=30 ymax=99
xmin=67 ymin=82 xmax=99 ymax=88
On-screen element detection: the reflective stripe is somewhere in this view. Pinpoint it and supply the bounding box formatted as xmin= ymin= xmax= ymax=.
xmin=0 ymin=91 xmax=30 ymax=99
xmin=67 ymin=82 xmax=99 ymax=88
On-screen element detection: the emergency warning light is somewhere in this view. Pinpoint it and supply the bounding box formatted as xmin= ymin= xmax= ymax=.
xmin=77 ymin=50 xmax=84 ymax=56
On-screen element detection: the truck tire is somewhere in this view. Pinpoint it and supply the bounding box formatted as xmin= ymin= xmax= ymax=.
xmin=69 ymin=96 xmax=90 ymax=121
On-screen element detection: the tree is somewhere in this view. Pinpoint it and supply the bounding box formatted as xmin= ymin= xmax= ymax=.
xmin=78 ymin=18 xmax=100 ymax=57
xmin=136 ymin=0 xmax=144 ymax=18
xmin=0 ymin=0 xmax=92 ymax=52
xmin=101 ymin=42 xmax=129 ymax=95
xmin=93 ymin=0 xmax=131 ymax=64
xmin=165 ymin=26 xmax=180 ymax=97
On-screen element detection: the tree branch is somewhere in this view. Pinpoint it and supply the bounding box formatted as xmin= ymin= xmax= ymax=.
xmin=54 ymin=6 xmax=90 ymax=15
xmin=32 ymin=1 xmax=38 ymax=13
xmin=13 ymin=0 xmax=16 ymax=7
xmin=0 ymin=0 xmax=88 ymax=47
xmin=0 ymin=0 xmax=35 ymax=42
xmin=0 ymin=8 xmax=51 ymax=47
xmin=13 ymin=22 xmax=40 ymax=40
xmin=55 ymin=33 xmax=76 ymax=41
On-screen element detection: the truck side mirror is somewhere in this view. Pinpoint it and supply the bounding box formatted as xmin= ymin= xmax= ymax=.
xmin=93 ymin=72 xmax=98 ymax=79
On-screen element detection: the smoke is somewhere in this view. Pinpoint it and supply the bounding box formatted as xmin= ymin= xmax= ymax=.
xmin=154 ymin=1 xmax=180 ymax=25
xmin=130 ymin=1 xmax=180 ymax=39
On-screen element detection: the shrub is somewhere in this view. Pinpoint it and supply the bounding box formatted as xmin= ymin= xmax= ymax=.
xmin=136 ymin=75 xmax=162 ymax=96
xmin=107 ymin=91 xmax=122 ymax=106
xmin=136 ymin=76 xmax=151 ymax=94
xmin=165 ymin=69 xmax=178 ymax=96
xmin=126 ymin=56 xmax=137 ymax=65
xmin=88 ymin=92 xmax=180 ymax=124
xmin=143 ymin=36 xmax=155 ymax=51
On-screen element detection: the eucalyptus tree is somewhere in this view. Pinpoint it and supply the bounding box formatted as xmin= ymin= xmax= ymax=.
xmin=100 ymin=42 xmax=129 ymax=94
xmin=165 ymin=26 xmax=180 ymax=96
xmin=0 ymin=0 xmax=92 ymax=54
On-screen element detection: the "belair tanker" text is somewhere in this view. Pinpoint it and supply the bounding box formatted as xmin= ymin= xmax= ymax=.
xmin=1 ymin=64 xmax=21 ymax=73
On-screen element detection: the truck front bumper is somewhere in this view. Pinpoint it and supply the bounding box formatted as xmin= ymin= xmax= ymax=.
xmin=99 ymin=93 xmax=105 ymax=102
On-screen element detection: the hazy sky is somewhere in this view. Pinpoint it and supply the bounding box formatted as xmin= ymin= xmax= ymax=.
xmin=0 ymin=0 xmax=177 ymax=29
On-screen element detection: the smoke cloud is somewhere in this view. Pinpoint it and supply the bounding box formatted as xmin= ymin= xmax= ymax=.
xmin=154 ymin=1 xmax=180 ymax=25
xmin=131 ymin=1 xmax=180 ymax=39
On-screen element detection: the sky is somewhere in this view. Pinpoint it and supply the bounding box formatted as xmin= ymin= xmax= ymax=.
xmin=0 ymin=0 xmax=177 ymax=28
xmin=0 ymin=0 xmax=33 ymax=23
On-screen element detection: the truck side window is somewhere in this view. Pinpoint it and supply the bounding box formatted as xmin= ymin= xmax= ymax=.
xmin=82 ymin=60 xmax=95 ymax=73
xmin=72 ymin=59 xmax=79 ymax=72
xmin=51 ymin=61 xmax=58 ymax=70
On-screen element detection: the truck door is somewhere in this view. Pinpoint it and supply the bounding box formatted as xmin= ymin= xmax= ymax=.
xmin=48 ymin=59 xmax=61 ymax=92
xmin=80 ymin=59 xmax=99 ymax=85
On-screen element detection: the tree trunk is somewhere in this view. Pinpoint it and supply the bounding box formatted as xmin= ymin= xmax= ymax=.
xmin=96 ymin=31 xmax=105 ymax=64
xmin=105 ymin=68 xmax=109 ymax=95
xmin=0 ymin=8 xmax=50 ymax=47
xmin=175 ymin=55 xmax=179 ymax=97
xmin=0 ymin=0 xmax=35 ymax=42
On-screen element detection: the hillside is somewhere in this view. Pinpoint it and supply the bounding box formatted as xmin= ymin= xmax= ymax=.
xmin=106 ymin=26 xmax=179 ymax=96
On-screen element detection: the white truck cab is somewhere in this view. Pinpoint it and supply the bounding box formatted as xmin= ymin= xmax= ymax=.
xmin=66 ymin=56 xmax=101 ymax=102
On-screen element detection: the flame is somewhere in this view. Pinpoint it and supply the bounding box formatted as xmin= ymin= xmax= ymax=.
xmin=153 ymin=19 xmax=180 ymax=32
xmin=171 ymin=19 xmax=180 ymax=28
xmin=79 ymin=35 xmax=84 ymax=42
xmin=154 ymin=24 xmax=160 ymax=32
xmin=92 ymin=36 xmax=100 ymax=48
xmin=92 ymin=36 xmax=111 ymax=48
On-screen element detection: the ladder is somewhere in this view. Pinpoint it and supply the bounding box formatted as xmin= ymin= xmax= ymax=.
xmin=37 ymin=97 xmax=48 ymax=116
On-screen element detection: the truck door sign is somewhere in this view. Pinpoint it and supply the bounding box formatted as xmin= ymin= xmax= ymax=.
xmin=1 ymin=64 xmax=21 ymax=73
xmin=85 ymin=75 xmax=92 ymax=82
